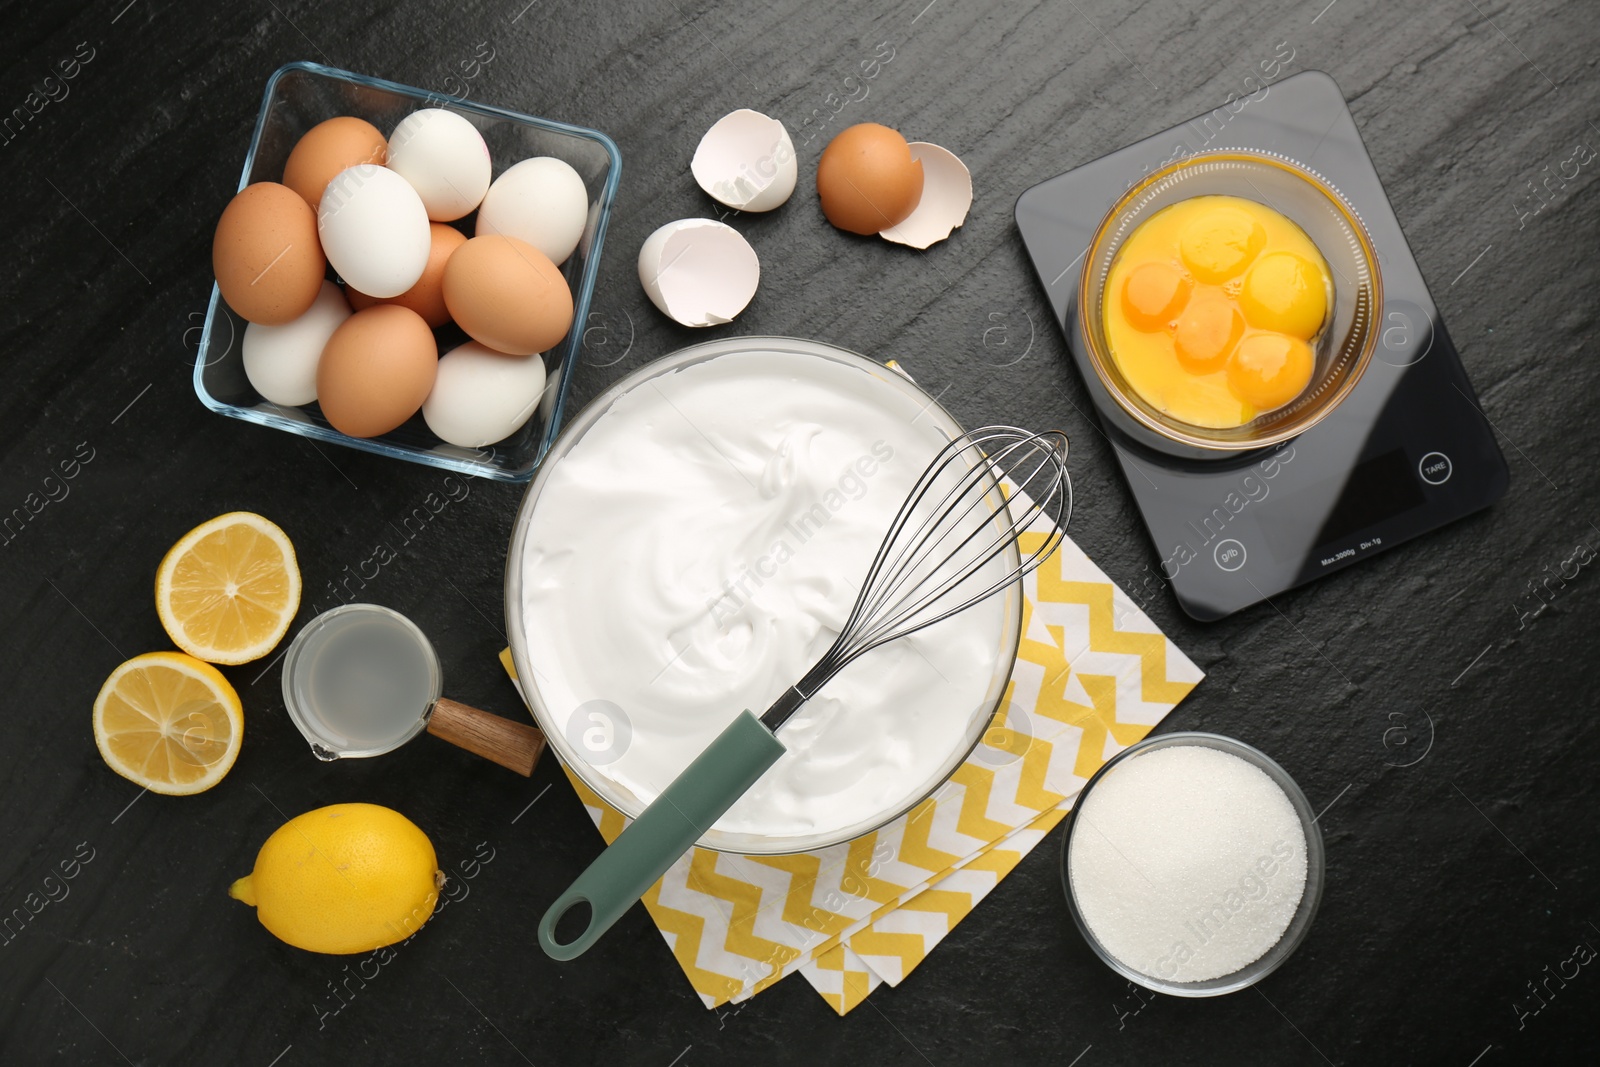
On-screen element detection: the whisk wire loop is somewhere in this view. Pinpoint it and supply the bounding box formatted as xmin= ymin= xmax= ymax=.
xmin=763 ymin=426 xmax=1070 ymax=731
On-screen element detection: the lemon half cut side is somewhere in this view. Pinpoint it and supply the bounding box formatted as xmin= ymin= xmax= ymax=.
xmin=93 ymin=651 xmax=243 ymax=795
xmin=155 ymin=511 xmax=301 ymax=665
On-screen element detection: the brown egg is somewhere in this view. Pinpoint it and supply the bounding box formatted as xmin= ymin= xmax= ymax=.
xmin=442 ymin=235 xmax=573 ymax=355
xmin=347 ymin=223 xmax=466 ymax=328
xmin=212 ymin=182 xmax=326 ymax=325
xmin=315 ymin=305 xmax=438 ymax=438
xmin=816 ymin=123 xmax=925 ymax=235
xmin=283 ymin=116 xmax=388 ymax=209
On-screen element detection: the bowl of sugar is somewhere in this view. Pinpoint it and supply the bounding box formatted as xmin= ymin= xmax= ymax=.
xmin=1059 ymin=732 xmax=1324 ymax=996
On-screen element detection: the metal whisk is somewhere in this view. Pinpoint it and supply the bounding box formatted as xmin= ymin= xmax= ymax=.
xmin=760 ymin=425 xmax=1071 ymax=732
xmin=541 ymin=425 xmax=1071 ymax=960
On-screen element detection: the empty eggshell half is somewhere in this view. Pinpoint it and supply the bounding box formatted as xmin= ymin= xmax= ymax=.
xmin=879 ymin=143 xmax=972 ymax=249
xmin=637 ymin=219 xmax=760 ymax=328
xmin=691 ymin=109 xmax=798 ymax=212
xmin=423 ymin=342 xmax=548 ymax=448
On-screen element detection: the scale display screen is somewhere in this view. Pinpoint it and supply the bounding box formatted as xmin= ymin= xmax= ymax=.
xmin=1312 ymin=449 xmax=1426 ymax=548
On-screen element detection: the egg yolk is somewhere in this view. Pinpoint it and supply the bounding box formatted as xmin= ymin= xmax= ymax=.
xmin=1240 ymin=252 xmax=1327 ymax=339
xmin=1173 ymin=293 xmax=1243 ymax=373
xmin=1227 ymin=333 xmax=1314 ymax=410
xmin=1121 ymin=262 xmax=1191 ymax=331
xmin=1101 ymin=194 xmax=1333 ymax=427
xmin=1179 ymin=207 xmax=1267 ymax=284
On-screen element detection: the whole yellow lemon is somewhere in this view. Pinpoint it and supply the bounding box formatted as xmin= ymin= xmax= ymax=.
xmin=230 ymin=803 xmax=443 ymax=954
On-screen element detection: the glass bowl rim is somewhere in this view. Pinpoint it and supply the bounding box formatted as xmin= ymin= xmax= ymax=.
xmin=1075 ymin=148 xmax=1383 ymax=453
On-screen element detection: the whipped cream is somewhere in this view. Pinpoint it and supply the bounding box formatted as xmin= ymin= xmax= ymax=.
xmin=517 ymin=347 xmax=1011 ymax=842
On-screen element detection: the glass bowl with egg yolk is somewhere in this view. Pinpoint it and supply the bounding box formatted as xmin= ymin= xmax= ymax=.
xmin=1077 ymin=151 xmax=1381 ymax=454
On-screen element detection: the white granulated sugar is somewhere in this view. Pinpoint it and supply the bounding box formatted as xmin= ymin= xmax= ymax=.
xmin=1068 ymin=745 xmax=1308 ymax=984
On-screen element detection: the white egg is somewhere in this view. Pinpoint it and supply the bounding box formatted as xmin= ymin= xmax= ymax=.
xmin=386 ymin=109 xmax=492 ymax=221
xmin=423 ymin=341 xmax=549 ymax=447
xmin=637 ymin=218 xmax=759 ymax=327
xmin=242 ymin=280 xmax=351 ymax=406
xmin=318 ymin=164 xmax=431 ymax=298
xmin=476 ymin=157 xmax=588 ymax=265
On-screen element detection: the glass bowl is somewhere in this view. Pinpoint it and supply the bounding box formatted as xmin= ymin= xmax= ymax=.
xmin=1058 ymin=732 xmax=1325 ymax=997
xmin=193 ymin=61 xmax=622 ymax=483
xmin=503 ymin=336 xmax=1024 ymax=855
xmin=1078 ymin=150 xmax=1381 ymax=453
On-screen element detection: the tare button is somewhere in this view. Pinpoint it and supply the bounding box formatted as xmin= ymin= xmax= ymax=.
xmin=1418 ymin=452 xmax=1452 ymax=485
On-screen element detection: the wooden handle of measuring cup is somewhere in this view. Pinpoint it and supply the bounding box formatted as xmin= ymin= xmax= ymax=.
xmin=426 ymin=698 xmax=546 ymax=777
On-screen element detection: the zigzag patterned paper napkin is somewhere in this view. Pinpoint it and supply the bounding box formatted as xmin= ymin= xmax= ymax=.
xmin=501 ymin=496 xmax=1202 ymax=1015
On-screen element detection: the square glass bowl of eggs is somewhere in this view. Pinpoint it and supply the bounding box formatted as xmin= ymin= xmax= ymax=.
xmin=196 ymin=61 xmax=621 ymax=482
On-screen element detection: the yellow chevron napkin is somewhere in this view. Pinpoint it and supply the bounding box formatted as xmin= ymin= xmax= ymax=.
xmin=797 ymin=802 xmax=1069 ymax=1011
xmin=500 ymin=493 xmax=1202 ymax=1015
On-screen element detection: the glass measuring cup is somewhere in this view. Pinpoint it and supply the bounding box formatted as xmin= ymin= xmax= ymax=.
xmin=282 ymin=603 xmax=544 ymax=776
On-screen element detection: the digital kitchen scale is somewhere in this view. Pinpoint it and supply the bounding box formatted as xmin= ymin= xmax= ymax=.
xmin=1016 ymin=70 xmax=1508 ymax=621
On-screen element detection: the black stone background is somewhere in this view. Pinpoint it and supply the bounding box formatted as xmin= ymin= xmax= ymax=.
xmin=2 ymin=1 xmax=1597 ymax=1064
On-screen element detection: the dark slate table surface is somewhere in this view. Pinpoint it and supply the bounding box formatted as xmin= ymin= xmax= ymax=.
xmin=3 ymin=1 xmax=1597 ymax=1064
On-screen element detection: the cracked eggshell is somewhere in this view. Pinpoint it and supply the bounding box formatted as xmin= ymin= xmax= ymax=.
xmin=880 ymin=142 xmax=972 ymax=249
xmin=423 ymin=342 xmax=548 ymax=448
xmin=637 ymin=219 xmax=760 ymax=328
xmin=691 ymin=109 xmax=798 ymax=212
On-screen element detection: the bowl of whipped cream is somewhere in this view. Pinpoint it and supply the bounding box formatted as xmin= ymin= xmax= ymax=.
xmin=504 ymin=336 xmax=1024 ymax=854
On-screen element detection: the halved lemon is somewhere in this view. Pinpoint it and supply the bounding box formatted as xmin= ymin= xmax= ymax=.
xmin=93 ymin=652 xmax=243 ymax=795
xmin=155 ymin=512 xmax=301 ymax=665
